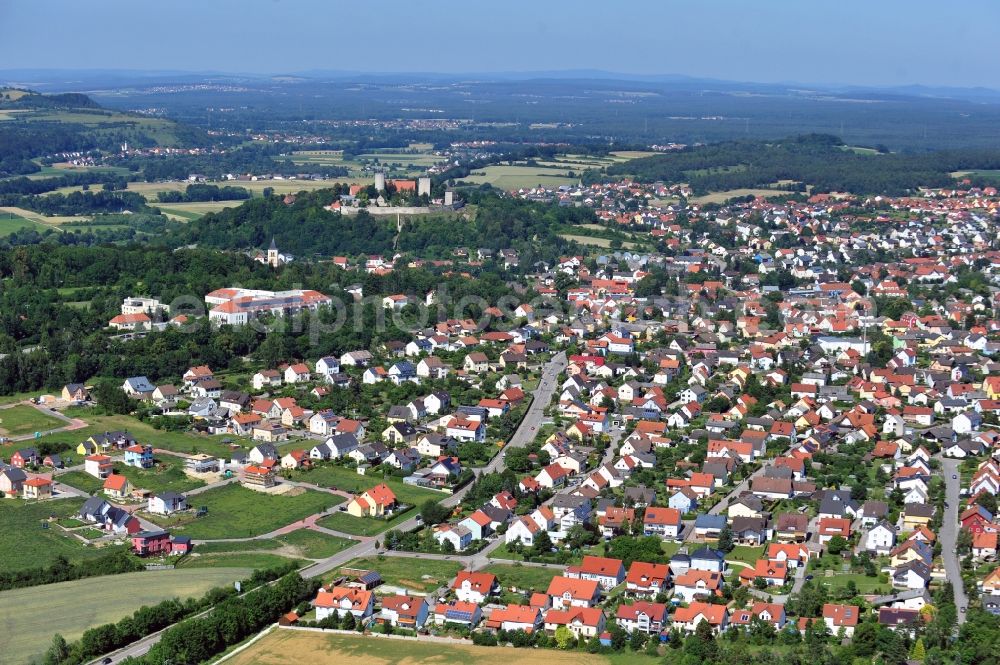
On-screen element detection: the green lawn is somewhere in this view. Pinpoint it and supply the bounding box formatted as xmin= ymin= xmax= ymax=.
xmin=0 ymin=404 xmax=64 ymax=436
xmin=0 ymin=568 xmax=251 ymax=665
xmin=331 ymin=555 xmax=462 ymax=593
xmin=296 ymin=464 xmax=447 ymax=507
xmin=57 ymin=457 xmax=205 ymax=496
xmin=0 ymin=499 xmax=104 ymax=572
xmin=114 ymin=456 xmax=205 ymax=494
xmin=190 ymin=539 xmax=285 ymax=554
xmin=176 ymin=552 xmax=305 ymax=570
xmin=817 ymin=572 xmax=892 ymax=595
xmin=278 ymin=529 xmax=355 ymax=558
xmin=316 ymin=506 xmax=416 ymax=537
xmin=173 ymin=530 xmax=352 ymax=566
xmin=485 ymin=563 xmax=558 ymax=592
xmin=146 ymin=483 xmax=341 ymax=539
xmin=726 ymin=545 xmax=766 ymax=565
xmin=55 ymin=470 xmax=104 ymax=494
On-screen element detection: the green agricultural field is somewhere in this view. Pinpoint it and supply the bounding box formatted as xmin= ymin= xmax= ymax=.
xmin=0 ymin=213 xmax=48 ymax=236
xmin=0 ymin=567 xmax=250 ymax=665
xmin=0 ymin=499 xmax=104 ymax=572
xmin=0 ymin=404 xmax=64 ymax=436
xmin=153 ymin=201 xmax=242 ymax=220
xmin=486 ymin=563 xmax=558 ymax=592
xmin=146 ymin=483 xmax=340 ymax=539
xmin=331 ymin=555 xmax=461 ymax=593
xmin=461 ymin=164 xmax=578 ymax=191
xmin=296 ymin=464 xmax=447 ymax=508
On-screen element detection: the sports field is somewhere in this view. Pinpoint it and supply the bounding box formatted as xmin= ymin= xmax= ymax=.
xmin=225 ymin=630 xmax=658 ymax=665
xmin=0 ymin=404 xmax=64 ymax=436
xmin=0 ymin=568 xmax=250 ymax=665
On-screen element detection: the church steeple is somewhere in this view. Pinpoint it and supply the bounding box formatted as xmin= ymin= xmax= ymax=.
xmin=267 ymin=237 xmax=279 ymax=268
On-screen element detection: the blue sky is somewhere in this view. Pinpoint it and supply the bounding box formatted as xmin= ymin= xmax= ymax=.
xmin=2 ymin=0 xmax=998 ymax=88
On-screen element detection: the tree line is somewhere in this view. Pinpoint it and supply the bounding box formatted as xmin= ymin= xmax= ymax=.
xmin=0 ymin=549 xmax=141 ymax=592
xmin=154 ymin=183 xmax=251 ymax=203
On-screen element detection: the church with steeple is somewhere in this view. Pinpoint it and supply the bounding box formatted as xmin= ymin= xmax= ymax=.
xmin=267 ymin=237 xmax=280 ymax=268
xmin=257 ymin=237 xmax=291 ymax=268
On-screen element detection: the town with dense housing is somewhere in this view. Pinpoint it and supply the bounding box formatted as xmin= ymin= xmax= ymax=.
xmin=4 ymin=5 xmax=1000 ymax=665
xmin=3 ymin=168 xmax=1000 ymax=665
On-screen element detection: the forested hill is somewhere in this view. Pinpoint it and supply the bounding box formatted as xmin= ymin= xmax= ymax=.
xmin=179 ymin=189 xmax=593 ymax=264
xmin=0 ymin=88 xmax=210 ymax=177
xmin=593 ymin=134 xmax=1000 ymax=196
xmin=0 ymin=88 xmax=100 ymax=110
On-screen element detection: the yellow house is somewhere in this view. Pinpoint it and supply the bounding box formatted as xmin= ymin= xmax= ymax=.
xmin=103 ymin=474 xmax=131 ymax=499
xmin=901 ymin=505 xmax=934 ymax=532
xmin=346 ymin=483 xmax=398 ymax=518
xmin=890 ymin=549 xmax=922 ymax=568
xmin=22 ymin=477 xmax=53 ymax=500
xmin=727 ymin=500 xmax=763 ymax=520
xmin=77 ymin=441 xmax=97 ymax=456
xmin=985 ymin=376 xmax=1000 ymax=401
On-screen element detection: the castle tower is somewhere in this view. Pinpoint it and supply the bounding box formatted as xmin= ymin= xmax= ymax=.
xmin=374 ymin=172 xmax=386 ymax=192
xmin=418 ymin=176 xmax=431 ymax=197
xmin=267 ymin=237 xmax=279 ymax=268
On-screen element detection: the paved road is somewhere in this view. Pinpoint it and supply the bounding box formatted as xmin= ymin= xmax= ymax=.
xmin=482 ymin=351 xmax=566 ymax=474
xmin=92 ymin=351 xmax=570 ymax=664
xmin=940 ymin=457 xmax=968 ymax=624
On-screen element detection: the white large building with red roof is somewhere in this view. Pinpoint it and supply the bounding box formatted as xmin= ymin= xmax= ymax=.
xmin=205 ymin=288 xmax=332 ymax=325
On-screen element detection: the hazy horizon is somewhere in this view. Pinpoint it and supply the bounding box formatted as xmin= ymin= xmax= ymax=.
xmin=3 ymin=0 xmax=999 ymax=89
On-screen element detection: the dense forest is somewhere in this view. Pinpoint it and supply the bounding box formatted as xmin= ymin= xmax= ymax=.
xmin=593 ymin=134 xmax=1000 ymax=195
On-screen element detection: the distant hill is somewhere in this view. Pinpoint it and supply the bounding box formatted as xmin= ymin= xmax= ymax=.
xmin=0 ymin=87 xmax=208 ymax=178
xmin=0 ymin=88 xmax=101 ymax=110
